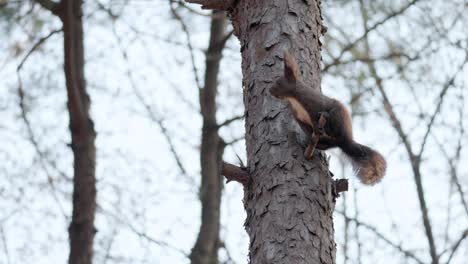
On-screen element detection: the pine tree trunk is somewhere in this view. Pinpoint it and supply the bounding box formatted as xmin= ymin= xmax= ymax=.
xmin=229 ymin=1 xmax=336 ymax=263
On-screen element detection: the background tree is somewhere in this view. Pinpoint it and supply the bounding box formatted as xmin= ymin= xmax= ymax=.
xmin=28 ymin=0 xmax=97 ymax=263
xmin=189 ymin=10 xmax=228 ymax=264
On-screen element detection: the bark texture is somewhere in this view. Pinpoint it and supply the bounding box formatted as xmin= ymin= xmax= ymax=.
xmin=230 ymin=1 xmax=336 ymax=263
xmin=60 ymin=1 xmax=97 ymax=263
xmin=190 ymin=11 xmax=227 ymax=264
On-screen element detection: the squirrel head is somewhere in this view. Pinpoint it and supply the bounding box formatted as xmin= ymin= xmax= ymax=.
xmin=269 ymin=51 xmax=302 ymax=99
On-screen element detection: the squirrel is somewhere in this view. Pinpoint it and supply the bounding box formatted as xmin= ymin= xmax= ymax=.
xmin=269 ymin=52 xmax=386 ymax=185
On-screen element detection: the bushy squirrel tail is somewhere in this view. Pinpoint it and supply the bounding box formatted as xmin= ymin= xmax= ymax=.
xmin=341 ymin=141 xmax=386 ymax=185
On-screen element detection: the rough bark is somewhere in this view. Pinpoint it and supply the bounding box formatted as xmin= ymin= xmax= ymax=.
xmin=187 ymin=0 xmax=335 ymax=263
xmin=61 ymin=1 xmax=97 ymax=263
xmin=231 ymin=1 xmax=335 ymax=263
xmin=190 ymin=11 xmax=227 ymax=264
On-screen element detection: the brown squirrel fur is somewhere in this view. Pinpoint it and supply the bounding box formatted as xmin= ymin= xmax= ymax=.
xmin=269 ymin=52 xmax=386 ymax=185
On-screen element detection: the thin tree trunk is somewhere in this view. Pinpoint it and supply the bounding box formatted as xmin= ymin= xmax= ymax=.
xmin=230 ymin=1 xmax=336 ymax=263
xmin=60 ymin=1 xmax=97 ymax=263
xmin=33 ymin=0 xmax=97 ymax=263
xmin=190 ymin=11 xmax=227 ymax=264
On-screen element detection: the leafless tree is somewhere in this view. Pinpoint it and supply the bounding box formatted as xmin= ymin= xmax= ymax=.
xmin=189 ymin=10 xmax=228 ymax=264
xmin=33 ymin=1 xmax=96 ymax=263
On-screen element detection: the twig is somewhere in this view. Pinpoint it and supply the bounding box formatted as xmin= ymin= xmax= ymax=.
xmin=17 ymin=28 xmax=62 ymax=71
xmin=99 ymin=206 xmax=189 ymax=258
xmin=336 ymin=211 xmax=426 ymax=264
xmin=0 ymin=226 xmax=10 ymax=264
xmin=170 ymin=0 xmax=202 ymax=90
xmin=171 ymin=0 xmax=211 ymax=16
xmin=217 ymin=114 xmax=244 ymax=129
xmin=323 ymin=0 xmax=422 ymax=72
xmin=444 ymin=229 xmax=468 ymax=264
xmin=418 ymin=53 xmax=468 ymax=157
xmin=352 ymin=184 xmax=363 ymax=263
xmin=432 ymin=134 xmax=468 ymax=217
xmin=111 ymin=21 xmax=189 ymax=179
xmin=218 ymin=240 xmax=237 ymax=264
xmin=16 ymin=28 xmax=68 ymax=220
xmin=224 ymin=136 xmax=245 ymax=146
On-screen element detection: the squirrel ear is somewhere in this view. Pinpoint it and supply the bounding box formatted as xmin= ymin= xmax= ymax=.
xmin=283 ymin=51 xmax=301 ymax=82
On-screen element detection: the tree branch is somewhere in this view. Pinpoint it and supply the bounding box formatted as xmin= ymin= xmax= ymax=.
xmin=16 ymin=28 xmax=69 ymax=220
xmin=170 ymin=1 xmax=202 ymax=90
xmin=221 ymin=161 xmax=249 ymax=186
xmin=337 ymin=211 xmax=425 ymax=264
xmin=445 ymin=229 xmax=468 ymax=264
xmin=334 ymin=179 xmax=348 ymax=194
xmin=111 ymin=22 xmax=190 ymax=180
xmin=34 ymin=0 xmax=62 ymax=15
xmin=418 ymin=53 xmax=468 ymax=157
xmin=217 ymin=114 xmax=244 ymax=129
xmin=17 ymin=28 xmax=62 ymax=71
xmin=185 ymin=0 xmax=236 ymax=10
xmin=323 ymin=0 xmax=422 ymax=72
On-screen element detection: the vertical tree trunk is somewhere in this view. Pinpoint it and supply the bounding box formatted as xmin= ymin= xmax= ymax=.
xmin=33 ymin=0 xmax=96 ymax=263
xmin=190 ymin=11 xmax=227 ymax=264
xmin=186 ymin=0 xmax=335 ymax=262
xmin=60 ymin=1 xmax=97 ymax=263
xmin=230 ymin=1 xmax=336 ymax=263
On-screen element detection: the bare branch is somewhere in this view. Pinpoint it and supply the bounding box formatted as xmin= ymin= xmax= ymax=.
xmin=224 ymin=136 xmax=244 ymax=146
xmin=445 ymin=229 xmax=468 ymax=264
xmin=433 ymin=134 xmax=468 ymax=217
xmin=111 ymin=22 xmax=189 ymax=179
xmin=171 ymin=0 xmax=212 ymax=16
xmin=222 ymin=162 xmax=249 ymax=186
xmin=0 ymin=226 xmax=10 ymax=264
xmin=352 ymin=184 xmax=363 ymax=263
xmin=218 ymin=240 xmax=237 ymax=264
xmin=418 ymin=53 xmax=468 ymax=157
xmin=15 ymin=28 xmax=69 ymax=221
xmin=34 ymin=0 xmax=62 ymax=15
xmin=217 ymin=114 xmax=244 ymax=128
xmin=337 ymin=211 xmax=426 ymax=264
xmin=99 ymin=206 xmax=189 ymax=258
xmin=323 ymin=52 xmax=413 ymax=72
xmin=323 ymin=0 xmax=422 ymax=72
xmin=170 ymin=1 xmax=202 ymax=90
xmin=334 ymin=179 xmax=348 ymax=194
xmin=219 ymin=29 xmax=234 ymax=49
xmin=17 ymin=28 xmax=62 ymax=71
xmin=185 ymin=0 xmax=236 ymax=11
